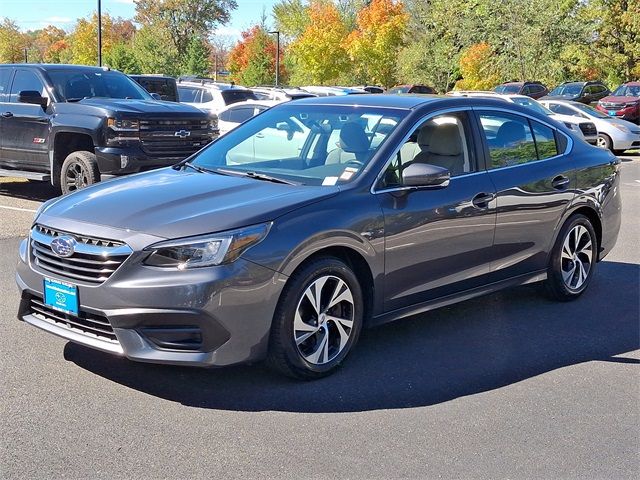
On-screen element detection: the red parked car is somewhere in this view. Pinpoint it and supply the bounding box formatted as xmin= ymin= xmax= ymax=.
xmin=596 ymin=81 xmax=640 ymax=124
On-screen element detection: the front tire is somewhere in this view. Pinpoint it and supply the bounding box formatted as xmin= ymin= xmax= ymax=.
xmin=267 ymin=257 xmax=364 ymax=380
xmin=596 ymin=133 xmax=613 ymax=152
xmin=545 ymin=214 xmax=597 ymax=301
xmin=60 ymin=151 xmax=100 ymax=194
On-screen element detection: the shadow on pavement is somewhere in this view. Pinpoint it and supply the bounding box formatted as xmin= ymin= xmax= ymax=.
xmin=0 ymin=179 xmax=60 ymax=202
xmin=64 ymin=260 xmax=640 ymax=413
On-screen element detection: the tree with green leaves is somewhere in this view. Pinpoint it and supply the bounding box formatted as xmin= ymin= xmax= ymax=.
xmin=0 ymin=18 xmax=27 ymax=63
xmin=133 ymin=25 xmax=181 ymax=76
xmin=105 ymin=42 xmax=140 ymax=74
xmin=183 ymin=36 xmax=211 ymax=76
xmin=227 ymin=26 xmax=282 ymax=86
xmin=134 ymin=0 xmax=237 ymax=57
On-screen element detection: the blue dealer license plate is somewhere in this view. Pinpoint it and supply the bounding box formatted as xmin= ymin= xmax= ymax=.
xmin=43 ymin=278 xmax=79 ymax=316
xmin=608 ymin=110 xmax=617 ymax=116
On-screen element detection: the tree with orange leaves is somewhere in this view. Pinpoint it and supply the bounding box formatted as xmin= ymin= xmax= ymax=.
xmin=454 ymin=42 xmax=500 ymax=91
xmin=287 ymin=1 xmax=350 ymax=85
xmin=227 ymin=25 xmax=285 ymax=86
xmin=345 ymin=0 xmax=407 ymax=87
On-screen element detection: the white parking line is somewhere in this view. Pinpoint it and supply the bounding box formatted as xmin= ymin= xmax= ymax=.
xmin=0 ymin=205 xmax=37 ymax=213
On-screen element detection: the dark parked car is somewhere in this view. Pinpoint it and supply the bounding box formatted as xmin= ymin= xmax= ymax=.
xmin=129 ymin=74 xmax=179 ymax=102
xmin=388 ymin=84 xmax=436 ymax=94
xmin=494 ymin=81 xmax=548 ymax=99
xmin=16 ymin=95 xmax=621 ymax=379
xmin=0 ymin=64 xmax=216 ymax=193
xmin=596 ymin=81 xmax=640 ymax=124
xmin=543 ymin=81 xmax=610 ymax=104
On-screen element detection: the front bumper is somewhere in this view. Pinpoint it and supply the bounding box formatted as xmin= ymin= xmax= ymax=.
xmin=608 ymin=130 xmax=640 ymax=151
xmin=596 ymin=105 xmax=640 ymax=123
xmin=15 ymin=224 xmax=286 ymax=367
xmin=95 ymin=146 xmax=190 ymax=175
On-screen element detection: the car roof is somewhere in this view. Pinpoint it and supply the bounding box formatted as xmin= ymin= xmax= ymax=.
xmin=222 ymin=100 xmax=281 ymax=109
xmin=0 ymin=64 xmax=116 ymax=73
xmin=622 ymin=81 xmax=640 ymax=86
xmin=177 ymin=81 xmax=250 ymax=91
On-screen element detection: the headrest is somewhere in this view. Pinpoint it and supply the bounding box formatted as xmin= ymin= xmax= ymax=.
xmin=428 ymin=123 xmax=462 ymax=156
xmin=339 ymin=122 xmax=369 ymax=153
xmin=496 ymin=121 xmax=526 ymax=146
xmin=417 ymin=123 xmax=435 ymax=147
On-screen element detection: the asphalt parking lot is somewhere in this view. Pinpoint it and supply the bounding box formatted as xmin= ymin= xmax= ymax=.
xmin=1 ymin=155 xmax=639 ymax=480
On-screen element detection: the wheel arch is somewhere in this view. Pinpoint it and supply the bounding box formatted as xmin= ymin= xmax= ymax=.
xmin=551 ymin=203 xmax=603 ymax=263
xmin=50 ymin=131 xmax=96 ymax=187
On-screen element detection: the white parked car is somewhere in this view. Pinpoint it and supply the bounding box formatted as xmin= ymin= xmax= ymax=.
xmin=217 ymin=100 xmax=281 ymax=136
xmin=448 ymin=91 xmax=598 ymax=144
xmin=251 ymin=87 xmax=317 ymax=102
xmin=177 ymin=80 xmax=258 ymax=114
xmin=539 ymin=99 xmax=640 ymax=153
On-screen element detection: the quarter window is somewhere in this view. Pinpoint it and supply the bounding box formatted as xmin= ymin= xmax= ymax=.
xmin=177 ymin=87 xmax=202 ymax=103
xmin=478 ymin=113 xmax=558 ymax=168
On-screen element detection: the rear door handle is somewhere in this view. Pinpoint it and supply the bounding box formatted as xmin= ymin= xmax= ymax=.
xmin=1 ymin=112 xmax=13 ymax=118
xmin=552 ymin=175 xmax=570 ymax=190
xmin=472 ymin=192 xmax=495 ymax=209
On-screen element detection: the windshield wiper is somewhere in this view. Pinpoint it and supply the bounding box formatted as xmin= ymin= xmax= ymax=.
xmin=66 ymin=97 xmax=88 ymax=102
xmin=177 ymin=161 xmax=222 ymax=174
xmin=216 ymin=168 xmax=298 ymax=185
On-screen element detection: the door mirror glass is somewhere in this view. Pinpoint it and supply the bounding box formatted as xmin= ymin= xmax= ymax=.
xmin=18 ymin=90 xmax=47 ymax=108
xmin=401 ymin=163 xmax=450 ymax=187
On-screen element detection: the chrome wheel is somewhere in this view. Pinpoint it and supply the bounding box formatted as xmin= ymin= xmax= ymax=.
xmin=596 ymin=134 xmax=610 ymax=150
xmin=561 ymin=225 xmax=593 ymax=290
xmin=293 ymin=275 xmax=355 ymax=365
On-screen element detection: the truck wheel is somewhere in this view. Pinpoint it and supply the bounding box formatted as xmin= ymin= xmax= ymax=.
xmin=60 ymin=151 xmax=100 ymax=194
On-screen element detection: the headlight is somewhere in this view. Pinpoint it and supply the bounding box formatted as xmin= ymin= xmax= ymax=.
xmin=106 ymin=118 xmax=140 ymax=145
xmin=143 ymin=222 xmax=272 ymax=269
xmin=625 ymin=101 xmax=639 ymax=108
xmin=611 ymin=123 xmax=630 ymax=133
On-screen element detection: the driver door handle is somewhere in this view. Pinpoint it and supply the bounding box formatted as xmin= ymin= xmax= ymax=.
xmin=472 ymin=192 xmax=495 ymax=209
xmin=1 ymin=112 xmax=13 ymax=118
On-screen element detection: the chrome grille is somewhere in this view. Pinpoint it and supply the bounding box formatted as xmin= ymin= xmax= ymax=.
xmin=579 ymin=122 xmax=597 ymax=136
xmin=29 ymin=296 xmax=117 ymax=343
xmin=30 ymin=225 xmax=132 ymax=284
xmin=139 ymin=119 xmax=214 ymax=157
xmin=600 ymin=102 xmax=625 ymax=109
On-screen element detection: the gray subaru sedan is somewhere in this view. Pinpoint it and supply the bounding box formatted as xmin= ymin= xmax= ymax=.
xmin=16 ymin=95 xmax=621 ymax=379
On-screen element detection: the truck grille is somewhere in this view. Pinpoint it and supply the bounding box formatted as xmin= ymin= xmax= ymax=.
xmin=30 ymin=225 xmax=132 ymax=285
xmin=29 ymin=296 xmax=117 ymax=343
xmin=139 ymin=119 xmax=214 ymax=158
xmin=578 ymin=122 xmax=597 ymax=136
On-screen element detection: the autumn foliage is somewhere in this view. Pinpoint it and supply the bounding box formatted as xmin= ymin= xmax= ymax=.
xmin=454 ymin=43 xmax=501 ymax=91
xmin=228 ymin=26 xmax=285 ymax=86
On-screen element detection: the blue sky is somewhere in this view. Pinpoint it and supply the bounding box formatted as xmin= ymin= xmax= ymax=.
xmin=2 ymin=0 xmax=279 ymax=39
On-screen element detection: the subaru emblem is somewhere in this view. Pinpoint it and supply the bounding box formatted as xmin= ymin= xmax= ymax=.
xmin=50 ymin=235 xmax=77 ymax=258
xmin=174 ymin=129 xmax=191 ymax=138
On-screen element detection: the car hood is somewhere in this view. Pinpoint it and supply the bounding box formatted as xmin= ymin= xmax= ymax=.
xmin=77 ymin=98 xmax=206 ymax=116
xmin=542 ymin=94 xmax=578 ymax=101
xmin=549 ymin=113 xmax=593 ymax=127
xmin=599 ymin=95 xmax=640 ymax=104
xmin=38 ymin=168 xmax=340 ymax=239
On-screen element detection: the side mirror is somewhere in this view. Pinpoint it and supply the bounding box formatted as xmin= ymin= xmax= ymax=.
xmin=401 ymin=163 xmax=450 ymax=188
xmin=18 ymin=90 xmax=48 ymax=109
xmin=150 ymin=93 xmax=162 ymax=100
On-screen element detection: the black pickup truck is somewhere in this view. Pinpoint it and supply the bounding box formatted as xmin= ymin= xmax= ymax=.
xmin=0 ymin=64 xmax=217 ymax=193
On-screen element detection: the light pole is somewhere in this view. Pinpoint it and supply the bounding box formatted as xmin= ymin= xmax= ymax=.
xmin=97 ymin=0 xmax=102 ymax=66
xmin=269 ymin=30 xmax=280 ymax=87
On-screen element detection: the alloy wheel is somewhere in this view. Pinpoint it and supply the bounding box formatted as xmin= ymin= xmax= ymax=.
xmin=293 ymin=275 xmax=355 ymax=365
xmin=66 ymin=162 xmax=89 ymax=191
xmin=561 ymin=225 xmax=593 ymax=290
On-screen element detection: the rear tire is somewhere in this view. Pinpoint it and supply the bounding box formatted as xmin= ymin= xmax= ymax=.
xmin=60 ymin=151 xmax=100 ymax=194
xmin=545 ymin=214 xmax=597 ymax=301
xmin=267 ymin=257 xmax=364 ymax=380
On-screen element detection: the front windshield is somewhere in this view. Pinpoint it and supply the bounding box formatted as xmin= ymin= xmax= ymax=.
xmin=495 ymin=84 xmax=520 ymax=94
xmin=511 ymin=97 xmax=553 ymax=115
xmin=48 ymin=69 xmax=151 ymax=101
xmin=612 ymin=84 xmax=640 ymax=97
xmin=549 ymin=84 xmax=582 ymax=96
xmin=192 ymin=104 xmax=407 ymax=186
xmin=571 ymin=102 xmax=609 ymax=119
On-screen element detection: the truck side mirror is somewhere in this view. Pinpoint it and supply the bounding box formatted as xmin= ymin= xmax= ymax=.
xmin=18 ymin=90 xmax=48 ymax=109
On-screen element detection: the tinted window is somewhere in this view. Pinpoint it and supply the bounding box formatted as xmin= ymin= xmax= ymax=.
xmin=547 ymin=103 xmax=577 ymax=116
xmin=0 ymin=68 xmax=11 ymax=102
xmin=479 ymin=113 xmax=536 ymax=168
xmin=131 ymin=77 xmax=178 ymax=102
xmin=48 ymin=69 xmax=148 ymax=101
xmin=479 ymin=113 xmax=558 ymax=168
xmin=530 ymin=85 xmax=545 ymax=93
xmin=10 ymin=70 xmax=46 ymax=102
xmin=201 ymin=90 xmax=213 ymax=102
xmin=382 ymin=112 xmax=475 ymax=187
xmin=221 ymin=90 xmax=258 ymax=105
xmin=227 ymin=107 xmax=255 ymax=123
xmin=530 ymin=121 xmax=558 ymax=159
xmin=177 ymin=86 xmax=202 ymax=102
xmin=612 ymin=84 xmax=640 ymax=97
xmin=549 ymin=84 xmax=582 ymax=96
xmin=495 ymin=84 xmax=521 ymax=94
